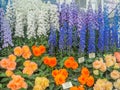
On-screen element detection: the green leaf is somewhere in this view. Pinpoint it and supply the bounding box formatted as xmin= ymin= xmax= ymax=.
xmin=1 ymin=78 xmax=10 ymax=83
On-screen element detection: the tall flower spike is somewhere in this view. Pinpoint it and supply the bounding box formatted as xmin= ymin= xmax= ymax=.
xmin=112 ymin=7 xmax=119 ymax=48
xmin=79 ymin=11 xmax=86 ymax=53
xmin=104 ymin=5 xmax=110 ymax=50
xmin=87 ymin=1 xmax=96 ymax=53
xmin=98 ymin=4 xmax=104 ymax=52
xmin=27 ymin=10 xmax=36 ymax=39
xmin=0 ymin=8 xmax=13 ymax=48
xmin=48 ymin=26 xmax=57 ymax=55
xmin=5 ymin=0 xmax=16 ymax=30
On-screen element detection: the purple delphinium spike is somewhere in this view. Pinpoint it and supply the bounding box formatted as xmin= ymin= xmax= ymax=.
xmin=59 ymin=26 xmax=65 ymax=50
xmin=104 ymin=5 xmax=110 ymax=50
xmin=97 ymin=4 xmax=104 ymax=52
xmin=112 ymin=8 xmax=119 ymax=48
xmin=78 ymin=11 xmax=87 ymax=53
xmin=0 ymin=8 xmax=13 ymax=48
xmin=48 ymin=26 xmax=57 ymax=55
xmin=87 ymin=1 xmax=96 ymax=53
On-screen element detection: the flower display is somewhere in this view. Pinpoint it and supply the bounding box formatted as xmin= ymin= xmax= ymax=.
xmin=1 ymin=0 xmax=120 ymax=90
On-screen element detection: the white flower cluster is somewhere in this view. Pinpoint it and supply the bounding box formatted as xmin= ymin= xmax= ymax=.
xmin=5 ymin=0 xmax=59 ymax=39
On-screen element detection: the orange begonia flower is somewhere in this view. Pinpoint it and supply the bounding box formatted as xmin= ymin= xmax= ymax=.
xmin=43 ymin=56 xmax=50 ymax=65
xmin=14 ymin=46 xmax=23 ymax=56
xmin=78 ymin=75 xmax=87 ymax=85
xmin=81 ymin=67 xmax=90 ymax=77
xmin=70 ymin=86 xmax=78 ymax=90
xmin=8 ymin=54 xmax=16 ymax=61
xmin=78 ymin=85 xmax=85 ymax=90
xmin=59 ymin=69 xmax=68 ymax=78
xmin=52 ymin=69 xmax=59 ymax=78
xmin=86 ymin=76 xmax=94 ymax=87
xmin=49 ymin=57 xmax=57 ymax=67
xmin=39 ymin=45 xmax=46 ymax=54
xmin=5 ymin=70 xmax=14 ymax=77
xmin=54 ymin=74 xmax=66 ymax=85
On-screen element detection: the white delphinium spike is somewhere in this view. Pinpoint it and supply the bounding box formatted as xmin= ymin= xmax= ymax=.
xmin=5 ymin=0 xmax=16 ymax=29
xmin=27 ymin=10 xmax=36 ymax=39
xmin=15 ymin=11 xmax=24 ymax=37
xmin=49 ymin=4 xmax=59 ymax=31
xmin=36 ymin=10 xmax=47 ymax=36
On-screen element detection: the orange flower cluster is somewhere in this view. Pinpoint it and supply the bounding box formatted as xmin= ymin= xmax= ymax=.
xmin=78 ymin=67 xmax=94 ymax=87
xmin=32 ymin=45 xmax=46 ymax=57
xmin=70 ymin=85 xmax=84 ymax=90
xmin=64 ymin=57 xmax=78 ymax=69
xmin=23 ymin=60 xmax=38 ymax=76
xmin=114 ymin=52 xmax=120 ymax=63
xmin=14 ymin=45 xmax=32 ymax=59
xmin=7 ymin=75 xmax=27 ymax=90
xmin=43 ymin=56 xmax=57 ymax=67
xmin=52 ymin=69 xmax=68 ymax=85
xmin=0 ymin=58 xmax=16 ymax=71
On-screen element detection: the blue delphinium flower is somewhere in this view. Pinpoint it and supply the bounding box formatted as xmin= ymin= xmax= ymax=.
xmin=48 ymin=26 xmax=57 ymax=55
xmin=112 ymin=8 xmax=119 ymax=48
xmin=79 ymin=24 xmax=86 ymax=53
xmin=87 ymin=1 xmax=96 ymax=53
xmin=59 ymin=26 xmax=65 ymax=51
xmin=97 ymin=4 xmax=104 ymax=52
xmin=104 ymin=5 xmax=110 ymax=50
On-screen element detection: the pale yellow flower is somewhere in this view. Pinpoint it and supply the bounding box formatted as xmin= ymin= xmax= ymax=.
xmin=93 ymin=79 xmax=113 ymax=90
xmin=114 ymin=79 xmax=120 ymax=89
xmin=106 ymin=60 xmax=114 ymax=67
xmin=110 ymin=70 xmax=120 ymax=80
xmin=114 ymin=63 xmax=120 ymax=69
xmin=93 ymin=70 xmax=99 ymax=75
xmin=105 ymin=54 xmax=112 ymax=61
xmin=33 ymin=85 xmax=43 ymax=90
xmin=105 ymin=81 xmax=113 ymax=90
xmin=35 ymin=77 xmax=49 ymax=89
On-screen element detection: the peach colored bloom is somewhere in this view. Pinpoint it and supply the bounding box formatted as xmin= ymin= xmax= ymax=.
xmin=14 ymin=46 xmax=23 ymax=56
xmin=23 ymin=60 xmax=31 ymax=67
xmin=0 ymin=58 xmax=8 ymax=68
xmin=106 ymin=60 xmax=114 ymax=67
xmin=23 ymin=67 xmax=34 ymax=76
xmin=7 ymin=75 xmax=27 ymax=90
xmin=110 ymin=70 xmax=120 ymax=80
xmin=5 ymin=70 xmax=14 ymax=77
xmin=99 ymin=63 xmax=107 ymax=72
xmin=6 ymin=59 xmax=16 ymax=70
xmin=93 ymin=60 xmax=102 ymax=69
xmin=8 ymin=54 xmax=16 ymax=61
xmin=22 ymin=51 xmax=32 ymax=59
xmin=114 ymin=63 xmax=120 ymax=69
xmin=22 ymin=45 xmax=30 ymax=52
